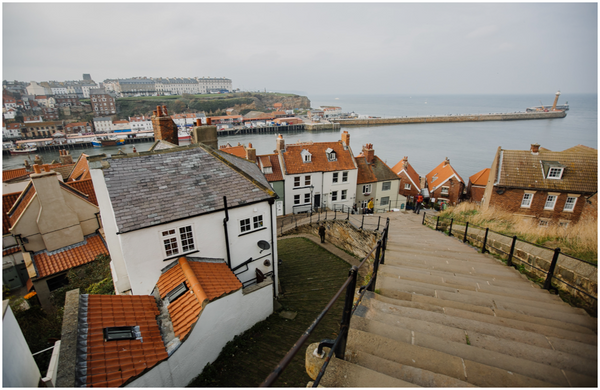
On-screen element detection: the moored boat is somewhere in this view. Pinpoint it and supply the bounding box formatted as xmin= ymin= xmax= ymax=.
xmin=9 ymin=146 xmax=37 ymax=155
xmin=91 ymin=136 xmax=126 ymax=148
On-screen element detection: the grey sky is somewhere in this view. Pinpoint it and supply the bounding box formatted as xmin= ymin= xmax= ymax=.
xmin=3 ymin=2 xmax=597 ymax=95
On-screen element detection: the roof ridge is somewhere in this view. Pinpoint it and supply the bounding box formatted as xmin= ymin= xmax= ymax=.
xmin=7 ymin=181 xmax=34 ymax=216
xmin=178 ymin=257 xmax=208 ymax=307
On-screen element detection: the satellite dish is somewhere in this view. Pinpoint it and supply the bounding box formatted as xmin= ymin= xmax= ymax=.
xmin=257 ymin=240 xmax=271 ymax=253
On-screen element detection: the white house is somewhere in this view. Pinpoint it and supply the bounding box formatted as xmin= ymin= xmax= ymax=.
xmin=93 ymin=116 xmax=112 ymax=133
xmin=129 ymin=115 xmax=153 ymax=132
xmin=90 ymin=143 xmax=279 ymax=297
xmin=277 ymin=131 xmax=358 ymax=215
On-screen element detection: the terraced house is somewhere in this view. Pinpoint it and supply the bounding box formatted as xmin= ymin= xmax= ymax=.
xmin=425 ymin=157 xmax=465 ymax=206
xmin=482 ymin=143 xmax=598 ymax=226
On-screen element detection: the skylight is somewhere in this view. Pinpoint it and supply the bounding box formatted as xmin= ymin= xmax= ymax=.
xmin=103 ymin=326 xmax=137 ymax=342
xmin=166 ymin=281 xmax=189 ymax=303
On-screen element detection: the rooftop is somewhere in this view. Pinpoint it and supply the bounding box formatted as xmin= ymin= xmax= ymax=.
xmin=281 ymin=140 xmax=356 ymax=174
xmin=355 ymin=155 xmax=399 ymax=185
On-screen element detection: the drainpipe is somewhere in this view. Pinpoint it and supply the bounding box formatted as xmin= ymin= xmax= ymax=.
xmin=269 ymin=198 xmax=278 ymax=296
xmin=223 ymin=196 xmax=232 ymax=268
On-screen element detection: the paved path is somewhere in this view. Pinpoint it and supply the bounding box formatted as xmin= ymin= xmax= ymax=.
xmin=308 ymin=209 xmax=597 ymax=387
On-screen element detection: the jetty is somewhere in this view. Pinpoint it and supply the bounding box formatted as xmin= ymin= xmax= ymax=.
xmin=332 ymin=110 xmax=566 ymax=126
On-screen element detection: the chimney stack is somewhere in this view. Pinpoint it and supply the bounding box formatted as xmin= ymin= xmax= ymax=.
xmin=531 ymin=143 xmax=540 ymax=154
xmin=33 ymin=164 xmax=42 ymax=174
xmin=246 ymin=142 xmax=256 ymax=163
xmin=152 ymin=104 xmax=179 ymax=145
xmin=34 ymin=154 xmax=43 ymax=166
xmin=59 ymin=149 xmax=73 ymax=165
xmin=443 ymin=157 xmax=450 ymax=167
xmin=363 ymin=143 xmax=374 ymax=164
xmin=276 ymin=134 xmax=285 ymax=152
xmin=341 ymin=131 xmax=350 ymax=150
xmin=402 ymin=156 xmax=409 ymax=168
xmin=191 ymin=119 xmax=217 ymax=149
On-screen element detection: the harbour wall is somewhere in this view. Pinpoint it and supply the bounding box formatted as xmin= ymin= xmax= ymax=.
xmin=332 ymin=111 xmax=566 ymax=126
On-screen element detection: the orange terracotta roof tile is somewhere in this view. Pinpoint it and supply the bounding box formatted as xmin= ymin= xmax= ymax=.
xmin=426 ymin=158 xmax=464 ymax=192
xmin=2 ymin=168 xmax=29 ymax=182
xmin=33 ymin=234 xmax=108 ymax=278
xmin=68 ymin=154 xmax=90 ymax=181
xmin=392 ymin=157 xmax=421 ymax=190
xmin=3 ymin=246 xmax=21 ymax=256
xmin=257 ymin=154 xmax=284 ymax=182
xmin=469 ymin=168 xmax=490 ymax=187
xmin=66 ymin=179 xmax=98 ymax=205
xmin=7 ymin=182 xmax=36 ymax=229
xmin=82 ymin=294 xmax=167 ymax=387
xmin=219 ymin=144 xmax=247 ymax=159
xmin=282 ymin=141 xmax=356 ymax=174
xmin=3 ymin=192 xmax=21 ymax=235
xmin=156 ymin=258 xmax=242 ymax=340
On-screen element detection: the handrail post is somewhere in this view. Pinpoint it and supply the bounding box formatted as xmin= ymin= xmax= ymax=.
xmin=435 ymin=216 xmax=440 ymax=231
xmin=376 ymin=216 xmax=381 ymax=230
xmin=325 ymin=209 xmax=328 ymax=220
xmin=481 ymin=228 xmax=489 ymax=253
xmin=295 ymin=215 xmax=298 ymax=228
xmin=310 ymin=213 xmax=312 ymax=225
xmin=543 ymin=248 xmax=561 ymax=290
xmin=360 ymin=214 xmax=364 ymax=229
xmin=367 ymin=241 xmax=382 ymax=293
xmin=334 ymin=209 xmax=337 ymax=220
xmin=347 ymin=208 xmax=350 ymax=220
xmin=448 ymin=218 xmax=453 ymax=236
xmin=463 ymin=222 xmax=469 ymax=243
xmin=422 ymin=211 xmax=426 ymax=225
xmin=280 ymin=219 xmax=283 ymax=235
xmin=379 ymin=220 xmax=389 ymax=265
xmin=507 ymin=235 xmax=517 ymax=267
xmin=335 ymin=267 xmax=358 ymax=358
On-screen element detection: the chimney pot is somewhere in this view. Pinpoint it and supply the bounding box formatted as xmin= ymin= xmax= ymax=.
xmin=206 ymin=117 xmax=212 ymax=125
xmin=531 ymin=143 xmax=540 ymax=154
xmin=42 ymin=164 xmax=50 ymax=172
xmin=33 ymin=164 xmax=41 ymax=174
xmin=196 ymin=119 xmax=202 ymax=126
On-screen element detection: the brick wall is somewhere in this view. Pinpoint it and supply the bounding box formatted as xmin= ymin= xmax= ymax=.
xmin=151 ymin=106 xmax=178 ymax=145
xmin=398 ymin=172 xmax=420 ymax=200
xmin=468 ymin=185 xmax=486 ymax=203
xmin=431 ymin=180 xmax=463 ymax=205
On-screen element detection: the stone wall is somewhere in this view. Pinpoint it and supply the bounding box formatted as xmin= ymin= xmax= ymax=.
xmin=424 ymin=216 xmax=597 ymax=308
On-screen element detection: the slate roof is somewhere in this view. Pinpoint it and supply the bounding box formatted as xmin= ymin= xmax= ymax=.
xmin=281 ymin=141 xmax=356 ymax=175
xmin=496 ymin=145 xmax=597 ymax=192
xmin=156 ymin=257 xmax=242 ymax=340
xmin=77 ymin=294 xmax=168 ymax=387
xmin=391 ymin=158 xmax=421 ymax=190
xmin=101 ymin=144 xmax=275 ymax=234
xmin=257 ymin=154 xmax=284 ymax=182
xmin=32 ymin=234 xmax=108 ymax=278
xmin=356 ymin=155 xmax=399 ymax=185
xmin=426 ymin=159 xmax=464 ymax=192
xmin=469 ymin=168 xmax=490 ymax=187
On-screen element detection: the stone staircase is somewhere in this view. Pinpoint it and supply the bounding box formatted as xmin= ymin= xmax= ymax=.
xmin=306 ymin=211 xmax=597 ymax=387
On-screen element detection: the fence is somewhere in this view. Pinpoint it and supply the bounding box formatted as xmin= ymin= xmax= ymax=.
xmin=278 ymin=206 xmax=387 ymax=236
xmin=422 ymin=212 xmax=597 ymax=307
xmin=261 ymin=218 xmax=390 ymax=387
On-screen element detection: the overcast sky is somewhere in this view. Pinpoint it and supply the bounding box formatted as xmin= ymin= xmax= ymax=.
xmin=3 ymin=2 xmax=597 ymax=95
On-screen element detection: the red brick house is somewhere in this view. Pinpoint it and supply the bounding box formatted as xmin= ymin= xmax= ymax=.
xmin=425 ymin=157 xmax=465 ymax=206
xmin=467 ymin=168 xmax=490 ymax=203
xmin=482 ymin=144 xmax=597 ymax=226
xmin=392 ymin=156 xmax=421 ymax=202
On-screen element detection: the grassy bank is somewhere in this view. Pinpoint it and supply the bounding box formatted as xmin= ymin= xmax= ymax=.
xmin=439 ymin=203 xmax=597 ymax=264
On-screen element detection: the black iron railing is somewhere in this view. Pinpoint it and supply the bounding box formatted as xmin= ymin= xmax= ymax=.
xmin=260 ymin=218 xmax=390 ymax=387
xmin=422 ymin=212 xmax=597 ymax=302
xmin=278 ymin=207 xmax=385 ymax=236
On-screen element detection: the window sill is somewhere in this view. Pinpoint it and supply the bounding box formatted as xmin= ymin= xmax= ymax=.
xmin=163 ymin=249 xmax=199 ymax=262
xmin=239 ymin=226 xmax=267 ymax=237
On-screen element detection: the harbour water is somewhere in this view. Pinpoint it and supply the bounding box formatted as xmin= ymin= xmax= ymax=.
xmin=2 ymin=93 xmax=597 ymax=180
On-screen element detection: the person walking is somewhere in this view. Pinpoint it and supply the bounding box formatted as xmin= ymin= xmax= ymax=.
xmin=367 ymin=198 xmax=374 ymax=214
xmin=414 ymin=193 xmax=424 ymax=214
xmin=318 ymin=223 xmax=326 ymax=243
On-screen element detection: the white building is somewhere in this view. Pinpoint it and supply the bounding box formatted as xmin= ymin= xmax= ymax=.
xmin=93 ymin=116 xmax=112 ymax=133
xmin=277 ymin=131 xmax=358 ymax=215
xmin=197 ymin=77 xmax=232 ymax=93
xmin=129 ymin=115 xmax=153 ymax=131
xmin=26 ymin=81 xmax=48 ymax=96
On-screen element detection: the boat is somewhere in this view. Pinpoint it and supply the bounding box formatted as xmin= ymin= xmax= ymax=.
xmin=9 ymin=146 xmax=37 ymax=155
xmin=91 ymin=136 xmax=126 ymax=148
xmin=178 ymin=129 xmax=191 ymax=141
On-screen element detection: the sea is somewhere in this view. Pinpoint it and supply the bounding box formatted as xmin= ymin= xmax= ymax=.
xmin=2 ymin=93 xmax=597 ymax=181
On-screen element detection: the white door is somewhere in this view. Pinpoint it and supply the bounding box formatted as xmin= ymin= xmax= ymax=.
xmin=276 ymin=201 xmax=283 ymax=216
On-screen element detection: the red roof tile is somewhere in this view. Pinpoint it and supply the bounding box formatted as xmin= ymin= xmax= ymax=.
xmin=33 ymin=234 xmax=108 ymax=278
xmin=66 ymin=179 xmax=98 ymax=205
xmin=7 ymin=182 xmax=36 ymax=228
xmin=282 ymin=141 xmax=356 ymax=174
xmin=84 ymin=294 xmax=167 ymax=387
xmin=426 ymin=158 xmax=464 ymax=193
xmin=2 ymin=168 xmax=28 ymax=182
xmin=219 ymin=144 xmax=247 ymax=159
xmin=156 ymin=258 xmax=241 ymax=340
xmin=469 ymin=168 xmax=490 ymax=187
xmin=3 ymin=192 xmax=21 ymax=235
xmin=3 ymin=246 xmax=21 ymax=256
xmin=257 ymin=154 xmax=284 ymax=182
xmin=392 ymin=157 xmax=421 ymax=190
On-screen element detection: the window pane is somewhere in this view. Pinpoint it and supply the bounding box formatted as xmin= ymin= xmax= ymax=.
xmin=305 ymin=175 xmax=311 ymax=185
xmin=240 ymin=218 xmax=251 ymax=232
xmin=304 ymin=193 xmax=310 ymax=203
xmin=341 ymin=190 xmax=347 ymax=200
xmin=164 ymin=237 xmax=179 ymax=256
xmin=332 ymin=191 xmax=338 ymax=201
xmin=545 ymin=195 xmax=557 ymax=209
xmin=294 ymin=177 xmax=300 ymax=187
xmin=342 ymin=172 xmax=348 ymax=182
xmin=382 ymin=182 xmax=391 ymax=191
xmin=253 ymin=215 xmax=263 ymax=229
xmin=521 ymin=193 xmax=532 ymax=207
xmin=294 ymin=195 xmax=300 ymax=205
xmin=332 ymin=173 xmax=338 ymax=183
xmin=381 ymin=196 xmax=389 ymax=205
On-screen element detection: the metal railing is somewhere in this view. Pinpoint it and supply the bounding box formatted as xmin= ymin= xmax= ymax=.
xmin=261 ymin=218 xmax=390 ymax=387
xmin=422 ymin=212 xmax=597 ymax=302
xmin=278 ymin=207 xmax=387 ymax=236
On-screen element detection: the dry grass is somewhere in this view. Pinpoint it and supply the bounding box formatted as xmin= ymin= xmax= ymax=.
xmin=440 ymin=202 xmax=597 ymax=263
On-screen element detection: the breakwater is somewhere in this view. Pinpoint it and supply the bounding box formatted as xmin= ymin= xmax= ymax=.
xmin=332 ymin=111 xmax=566 ymax=126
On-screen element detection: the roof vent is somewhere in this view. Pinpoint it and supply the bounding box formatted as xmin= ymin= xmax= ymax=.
xmin=103 ymin=326 xmax=138 ymax=342
xmin=166 ymin=282 xmax=189 ymax=304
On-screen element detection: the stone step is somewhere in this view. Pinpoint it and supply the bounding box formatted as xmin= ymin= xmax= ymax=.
xmin=380 ymin=263 xmax=563 ymax=302
xmin=346 ymin=328 xmax=556 ymax=387
xmin=369 ymin=290 xmax=595 ymax=336
xmin=304 ymin=343 xmax=418 ymax=388
xmin=361 ymin=293 xmax=597 ymax=348
xmin=378 ymin=275 xmax=596 ymax=329
xmin=385 ymin=242 xmax=485 ymax=258
xmin=347 ymin=350 xmax=476 ymax=387
xmin=351 ymin=309 xmax=597 ymax=378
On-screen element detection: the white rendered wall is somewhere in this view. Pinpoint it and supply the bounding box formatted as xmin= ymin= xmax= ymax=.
xmin=3 ymin=301 xmax=42 ymax=387
xmin=322 ymin=169 xmax=358 ymax=211
xmin=127 ymin=284 xmax=273 ymax=387
xmin=282 ymin=171 xmax=323 ymax=215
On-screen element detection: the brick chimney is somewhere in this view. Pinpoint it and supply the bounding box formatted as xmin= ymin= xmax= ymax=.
xmin=443 ymin=157 xmax=450 ymax=167
xmin=152 ymin=105 xmax=178 ymax=145
xmin=246 ymin=142 xmax=256 ymax=162
xmin=341 ymin=131 xmax=350 ymax=150
xmin=59 ymin=149 xmax=73 ymax=165
xmin=276 ymin=134 xmax=285 ymax=152
xmin=402 ymin=156 xmax=409 ymax=168
xmin=531 ymin=143 xmax=540 ymax=154
xmin=363 ymin=143 xmax=374 ymax=164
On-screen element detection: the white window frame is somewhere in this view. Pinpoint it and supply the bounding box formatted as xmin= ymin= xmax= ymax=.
xmin=381 ymin=196 xmax=390 ymax=206
xmin=294 ymin=176 xmax=301 ymax=188
xmin=521 ymin=192 xmax=534 ymax=208
xmin=563 ymin=196 xmax=577 ymax=212
xmin=331 ymin=191 xmax=338 ymax=202
xmin=332 ymin=172 xmax=339 ymax=183
xmin=239 ymin=214 xmax=265 ymax=235
xmin=342 ymin=171 xmax=348 ymax=182
xmin=360 ymin=200 xmax=368 ymax=208
xmin=547 ymin=167 xmax=564 ymax=180
xmin=305 ymin=175 xmax=311 ymax=186
xmin=382 ymin=181 xmax=391 ymax=191
xmin=404 ymin=183 xmax=411 ymax=190
xmin=341 ymin=189 xmax=347 ymax=200
xmin=161 ymin=225 xmax=196 ymax=259
xmin=304 ymin=193 xmax=311 ymax=204
xmin=362 ymin=184 xmax=371 ymax=195
xmin=544 ymin=195 xmax=558 ymax=210
xmin=440 ymin=186 xmax=449 ymax=196
xmin=538 ymin=219 xmax=550 ymax=227
xmin=294 ymin=194 xmax=300 ymax=205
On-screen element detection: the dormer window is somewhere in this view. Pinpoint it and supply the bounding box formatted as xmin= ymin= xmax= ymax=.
xmin=431 ymin=174 xmax=438 ymax=183
xmin=263 ymin=166 xmax=272 ymax=174
xmin=542 ymin=161 xmax=566 ymax=180
xmin=547 ymin=167 xmax=564 ymax=179
xmin=301 ymin=149 xmax=312 ymax=163
xmin=326 ymin=148 xmax=337 ymax=161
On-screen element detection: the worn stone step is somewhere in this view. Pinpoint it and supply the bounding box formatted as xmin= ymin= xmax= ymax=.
xmin=378 ymin=275 xmax=595 ymax=328
xmin=368 ymin=290 xmax=595 ymax=336
xmin=304 ymin=343 xmax=418 ymax=388
xmin=361 ymin=293 xmax=597 ymax=347
xmin=351 ymin=311 xmax=597 ymax=379
xmin=346 ymin=328 xmax=555 ymax=387
xmin=386 ymin=242 xmax=485 ymax=257
xmin=380 ymin=263 xmax=563 ymax=302
xmin=347 ymin=350 xmax=476 ymax=387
